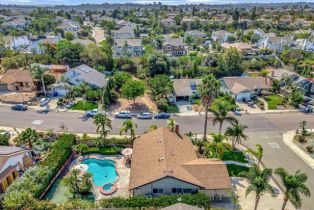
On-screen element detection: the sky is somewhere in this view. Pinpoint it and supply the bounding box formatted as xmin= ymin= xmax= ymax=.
xmin=1 ymin=0 xmax=313 ymax=5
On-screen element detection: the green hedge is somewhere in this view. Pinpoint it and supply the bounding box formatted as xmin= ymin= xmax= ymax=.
xmin=98 ymin=193 xmax=211 ymax=209
xmin=82 ymin=146 xmax=123 ymax=155
xmin=227 ymin=164 xmax=250 ymax=177
xmin=3 ymin=134 xmax=76 ymax=210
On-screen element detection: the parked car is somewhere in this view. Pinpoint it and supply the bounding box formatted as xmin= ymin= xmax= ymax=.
xmin=137 ymin=112 xmax=152 ymax=119
xmin=86 ymin=109 xmax=108 ymax=117
xmin=39 ymin=97 xmax=51 ymax=106
xmin=233 ymin=108 xmax=241 ymax=116
xmin=154 ymin=112 xmax=170 ymax=119
xmin=11 ymin=104 xmax=28 ymax=111
xmin=115 ymin=111 xmax=131 ymax=119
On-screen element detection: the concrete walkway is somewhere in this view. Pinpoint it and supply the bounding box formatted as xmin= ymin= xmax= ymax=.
xmin=283 ymin=130 xmax=314 ymax=169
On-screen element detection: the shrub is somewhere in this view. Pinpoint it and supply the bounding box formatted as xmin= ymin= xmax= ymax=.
xmin=306 ymin=145 xmax=313 ymax=153
xmin=98 ymin=193 xmax=211 ymax=209
xmin=156 ymin=98 xmax=169 ymax=111
xmin=82 ymin=146 xmax=123 ymax=155
xmin=3 ymin=134 xmax=76 ymax=209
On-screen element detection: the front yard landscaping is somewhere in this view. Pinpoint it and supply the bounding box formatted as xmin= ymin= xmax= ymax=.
xmin=71 ymin=101 xmax=98 ymax=111
xmin=265 ymin=95 xmax=284 ymax=110
xmin=227 ymin=164 xmax=250 ymax=177
xmin=221 ymin=150 xmax=249 ymax=163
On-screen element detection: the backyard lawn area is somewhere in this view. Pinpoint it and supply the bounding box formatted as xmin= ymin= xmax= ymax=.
xmin=71 ymin=101 xmax=98 ymax=111
xmin=265 ymin=95 xmax=284 ymax=110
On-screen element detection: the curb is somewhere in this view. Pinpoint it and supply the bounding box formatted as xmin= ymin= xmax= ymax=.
xmin=282 ymin=130 xmax=314 ymax=170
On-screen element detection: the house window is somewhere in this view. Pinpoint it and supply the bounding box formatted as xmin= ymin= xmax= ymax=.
xmin=152 ymin=188 xmax=163 ymax=194
xmin=183 ymin=189 xmax=193 ymax=193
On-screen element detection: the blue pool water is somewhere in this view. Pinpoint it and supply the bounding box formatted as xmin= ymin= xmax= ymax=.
xmin=81 ymin=158 xmax=118 ymax=187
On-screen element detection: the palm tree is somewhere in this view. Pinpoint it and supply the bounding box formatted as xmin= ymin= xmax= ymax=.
xmin=167 ymin=119 xmax=176 ymax=131
xmin=16 ymin=128 xmax=39 ymax=150
xmin=198 ymin=74 xmax=220 ymax=141
xmin=212 ymin=102 xmax=238 ymax=134
xmin=225 ymin=122 xmax=248 ymax=150
xmin=120 ymin=119 xmax=137 ymax=141
xmin=211 ymin=133 xmax=225 ymax=157
xmin=275 ymin=168 xmax=311 ymax=210
xmin=240 ymin=165 xmax=275 ymax=210
xmin=247 ymin=144 xmax=263 ymax=166
xmin=93 ymin=113 xmax=112 ymax=140
xmin=296 ymin=120 xmax=310 ymax=143
xmin=79 ymin=82 xmax=90 ymax=111
xmin=29 ymin=64 xmax=48 ymax=96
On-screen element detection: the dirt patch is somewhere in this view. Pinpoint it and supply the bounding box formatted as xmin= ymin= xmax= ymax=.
xmin=108 ymin=96 xmax=158 ymax=113
xmin=0 ymin=91 xmax=36 ymax=103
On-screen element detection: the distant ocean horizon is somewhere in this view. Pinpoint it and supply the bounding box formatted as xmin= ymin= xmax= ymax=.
xmin=1 ymin=0 xmax=314 ymax=6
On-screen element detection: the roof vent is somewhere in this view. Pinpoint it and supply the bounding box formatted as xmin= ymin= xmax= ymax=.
xmin=158 ymin=139 xmax=163 ymax=143
xmin=159 ymin=157 xmax=165 ymax=161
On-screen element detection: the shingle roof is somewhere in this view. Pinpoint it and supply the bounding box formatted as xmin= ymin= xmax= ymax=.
xmin=0 ymin=69 xmax=34 ymax=85
xmin=163 ymin=37 xmax=185 ymax=47
xmin=129 ymin=128 xmax=231 ymax=190
xmin=173 ymin=79 xmax=201 ymax=97
xmin=112 ymin=25 xmax=134 ymax=34
xmin=222 ymin=76 xmax=270 ymax=94
xmin=115 ymin=39 xmax=142 ymax=47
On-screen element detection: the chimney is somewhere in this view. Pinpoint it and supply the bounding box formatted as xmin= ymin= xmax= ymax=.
xmin=175 ymin=123 xmax=179 ymax=134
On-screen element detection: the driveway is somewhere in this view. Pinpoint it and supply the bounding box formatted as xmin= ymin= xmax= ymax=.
xmin=176 ymin=100 xmax=195 ymax=113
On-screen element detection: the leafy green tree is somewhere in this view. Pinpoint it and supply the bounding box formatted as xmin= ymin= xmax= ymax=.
xmin=56 ymin=40 xmax=83 ymax=67
xmin=64 ymin=169 xmax=92 ymax=198
xmin=167 ymin=119 xmax=176 ymax=131
xmin=121 ymin=80 xmax=145 ymax=104
xmin=246 ymin=144 xmax=263 ymax=165
xmin=240 ymin=165 xmax=275 ymax=210
xmin=65 ymin=32 xmax=74 ymax=41
xmin=80 ymin=43 xmax=109 ymax=68
xmin=93 ymin=113 xmax=112 ymax=140
xmin=16 ymin=128 xmax=39 ymax=150
xmin=147 ymin=53 xmax=170 ymax=76
xmin=113 ymin=71 xmax=131 ymax=90
xmin=0 ymin=132 xmax=10 ymax=145
xmin=120 ymin=119 xmax=137 ymax=141
xmin=198 ymin=74 xmax=220 ymax=140
xmin=218 ymin=48 xmax=244 ymax=76
xmin=75 ymin=144 xmax=89 ymax=155
xmin=275 ymin=168 xmax=310 ymax=210
xmin=271 ymin=80 xmax=281 ymax=94
xmin=289 ymin=90 xmax=304 ymax=107
xmin=30 ymin=64 xmax=48 ymax=96
xmin=225 ymin=122 xmax=248 ymax=150
xmin=1 ymin=57 xmax=19 ymax=70
xmin=148 ymin=74 xmax=173 ymax=100
xmin=212 ymin=102 xmax=238 ymax=134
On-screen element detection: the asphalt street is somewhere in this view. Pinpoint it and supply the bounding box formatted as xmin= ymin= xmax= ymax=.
xmin=0 ymin=107 xmax=314 ymax=209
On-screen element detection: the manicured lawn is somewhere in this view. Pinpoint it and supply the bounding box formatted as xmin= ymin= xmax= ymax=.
xmin=265 ymin=95 xmax=283 ymax=110
xmin=83 ymin=146 xmax=123 ymax=155
xmin=227 ymin=164 xmax=250 ymax=177
xmin=221 ymin=150 xmax=249 ymax=163
xmin=71 ymin=101 xmax=98 ymax=111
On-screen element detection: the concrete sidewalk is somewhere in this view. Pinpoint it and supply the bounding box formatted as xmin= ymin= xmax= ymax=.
xmin=283 ymin=130 xmax=314 ymax=169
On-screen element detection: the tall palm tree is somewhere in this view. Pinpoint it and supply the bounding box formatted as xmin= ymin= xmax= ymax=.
xmin=198 ymin=74 xmax=220 ymax=141
xmin=16 ymin=128 xmax=39 ymax=150
xmin=275 ymin=168 xmax=311 ymax=210
xmin=79 ymin=82 xmax=90 ymax=111
xmin=120 ymin=119 xmax=137 ymax=141
xmin=225 ymin=122 xmax=248 ymax=150
xmin=167 ymin=119 xmax=176 ymax=131
xmin=29 ymin=64 xmax=48 ymax=96
xmin=212 ymin=102 xmax=238 ymax=134
xmin=93 ymin=113 xmax=112 ymax=140
xmin=240 ymin=165 xmax=275 ymax=210
xmin=246 ymin=144 xmax=263 ymax=166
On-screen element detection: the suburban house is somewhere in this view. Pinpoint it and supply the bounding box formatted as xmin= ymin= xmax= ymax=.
xmin=0 ymin=69 xmax=36 ymax=92
xmin=160 ymin=203 xmax=204 ymax=210
xmin=266 ymin=68 xmax=299 ymax=86
xmin=129 ymin=127 xmax=232 ymax=199
xmin=0 ymin=18 xmax=29 ymax=30
xmin=186 ymin=30 xmax=208 ymax=39
xmin=221 ymin=42 xmax=257 ymax=55
xmin=62 ymin=64 xmax=109 ymax=89
xmin=113 ymin=39 xmax=143 ymax=57
xmin=160 ymin=18 xmax=176 ymax=27
xmin=211 ymin=30 xmax=235 ymax=43
xmin=171 ymin=78 xmax=201 ymax=103
xmin=263 ymin=36 xmax=294 ymax=52
xmin=112 ymin=25 xmax=135 ymax=40
xmin=4 ymin=35 xmax=30 ymax=50
xmin=162 ymin=37 xmax=187 ymax=57
xmin=220 ymin=76 xmax=271 ymax=101
xmin=58 ymin=20 xmax=81 ymax=37
xmin=115 ymin=20 xmax=135 ymax=28
xmin=27 ymin=34 xmax=62 ymax=54
xmin=0 ymin=146 xmax=32 ymax=193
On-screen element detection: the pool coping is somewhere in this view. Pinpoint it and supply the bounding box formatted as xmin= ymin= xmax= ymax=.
xmin=71 ymin=153 xmax=122 ymax=197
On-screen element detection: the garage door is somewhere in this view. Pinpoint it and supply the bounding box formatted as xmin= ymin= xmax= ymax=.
xmin=236 ymin=93 xmax=252 ymax=101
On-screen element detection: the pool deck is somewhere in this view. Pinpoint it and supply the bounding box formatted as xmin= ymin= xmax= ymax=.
xmin=71 ymin=154 xmax=131 ymax=200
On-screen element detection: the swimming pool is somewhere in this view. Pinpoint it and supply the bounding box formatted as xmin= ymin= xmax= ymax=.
xmin=81 ymin=158 xmax=118 ymax=187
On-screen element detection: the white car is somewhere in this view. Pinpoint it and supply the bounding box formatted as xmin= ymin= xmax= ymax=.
xmin=39 ymin=97 xmax=51 ymax=106
xmin=86 ymin=109 xmax=108 ymax=117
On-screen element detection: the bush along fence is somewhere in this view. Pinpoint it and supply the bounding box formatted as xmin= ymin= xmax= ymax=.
xmin=2 ymin=134 xmax=76 ymax=210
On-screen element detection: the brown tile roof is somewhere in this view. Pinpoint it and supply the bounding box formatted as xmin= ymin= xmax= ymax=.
xmin=173 ymin=79 xmax=201 ymax=97
xmin=129 ymin=128 xmax=231 ymax=190
xmin=0 ymin=69 xmax=33 ymax=85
